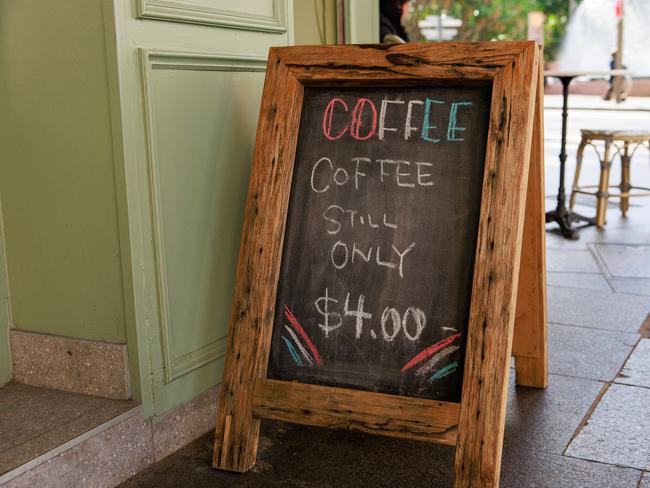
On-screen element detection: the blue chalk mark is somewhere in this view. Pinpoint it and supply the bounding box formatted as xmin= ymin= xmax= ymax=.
xmin=428 ymin=361 xmax=459 ymax=384
xmin=282 ymin=336 xmax=303 ymax=366
xmin=421 ymin=98 xmax=444 ymax=143
xmin=447 ymin=102 xmax=472 ymax=141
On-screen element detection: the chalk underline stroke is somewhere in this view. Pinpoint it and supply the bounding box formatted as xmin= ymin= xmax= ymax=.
xmin=400 ymin=332 xmax=462 ymax=373
xmin=284 ymin=305 xmax=323 ymax=366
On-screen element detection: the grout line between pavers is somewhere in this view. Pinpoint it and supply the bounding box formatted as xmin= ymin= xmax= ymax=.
xmin=563 ymin=452 xmax=647 ymax=473
xmin=547 ymin=271 xmax=606 ymax=275
xmin=613 ymin=381 xmax=650 ymax=391
xmin=547 ymin=371 xmax=621 ymax=384
xmin=561 ymin=331 xmax=644 ymax=458
xmin=548 ymin=320 xmax=641 ymax=337
xmin=512 ymin=444 xmax=647 ymax=479
xmin=562 ymin=380 xmax=611 ymax=457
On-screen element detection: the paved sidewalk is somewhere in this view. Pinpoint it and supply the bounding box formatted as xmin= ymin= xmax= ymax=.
xmin=544 ymin=94 xmax=650 ymax=112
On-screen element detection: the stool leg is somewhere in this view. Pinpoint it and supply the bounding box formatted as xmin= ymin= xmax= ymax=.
xmin=570 ymin=138 xmax=587 ymax=210
xmin=596 ymin=140 xmax=612 ymax=228
xmin=620 ymin=142 xmax=631 ymax=217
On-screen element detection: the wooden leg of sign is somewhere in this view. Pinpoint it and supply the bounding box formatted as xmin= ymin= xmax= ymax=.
xmin=513 ymin=47 xmax=548 ymax=389
xmin=212 ymin=51 xmax=304 ymax=472
xmin=454 ymin=46 xmax=540 ymax=488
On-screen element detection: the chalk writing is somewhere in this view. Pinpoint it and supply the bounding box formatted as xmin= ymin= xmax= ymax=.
xmin=269 ymin=86 xmax=490 ymax=401
xmin=321 ymin=95 xmax=473 ymax=143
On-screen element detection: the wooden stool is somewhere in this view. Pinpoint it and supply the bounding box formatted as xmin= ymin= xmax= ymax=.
xmin=570 ymin=129 xmax=650 ymax=227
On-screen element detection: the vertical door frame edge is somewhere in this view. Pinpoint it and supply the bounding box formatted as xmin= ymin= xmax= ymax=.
xmin=0 ymin=189 xmax=13 ymax=386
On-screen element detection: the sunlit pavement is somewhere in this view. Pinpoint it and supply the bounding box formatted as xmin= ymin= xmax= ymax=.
xmin=118 ymin=96 xmax=650 ymax=488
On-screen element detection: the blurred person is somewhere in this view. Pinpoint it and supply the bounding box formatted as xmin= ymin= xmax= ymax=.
xmin=380 ymin=0 xmax=411 ymax=44
xmin=604 ymin=48 xmax=627 ymax=101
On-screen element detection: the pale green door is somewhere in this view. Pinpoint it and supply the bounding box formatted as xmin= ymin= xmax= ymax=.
xmin=110 ymin=0 xmax=294 ymax=416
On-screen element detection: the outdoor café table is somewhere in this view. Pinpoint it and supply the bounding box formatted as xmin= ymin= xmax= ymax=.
xmin=543 ymin=70 xmax=629 ymax=239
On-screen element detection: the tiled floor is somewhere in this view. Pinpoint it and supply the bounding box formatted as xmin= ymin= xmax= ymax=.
xmin=118 ymin=102 xmax=650 ymax=486
xmin=0 ymin=384 xmax=137 ymax=476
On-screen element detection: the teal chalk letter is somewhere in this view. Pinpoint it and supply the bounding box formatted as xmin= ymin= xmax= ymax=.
xmin=447 ymin=101 xmax=472 ymax=141
xmin=421 ymin=98 xmax=444 ymax=143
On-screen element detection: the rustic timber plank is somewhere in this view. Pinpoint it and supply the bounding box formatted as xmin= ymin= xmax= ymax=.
xmin=453 ymin=45 xmax=540 ymax=488
xmin=276 ymin=42 xmax=533 ymax=84
xmin=212 ymin=50 xmax=304 ymax=472
xmin=253 ymin=379 xmax=460 ymax=446
xmin=513 ymin=48 xmax=549 ymax=388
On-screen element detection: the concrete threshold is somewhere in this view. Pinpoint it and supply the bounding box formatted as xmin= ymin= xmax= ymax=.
xmin=0 ymin=405 xmax=143 ymax=486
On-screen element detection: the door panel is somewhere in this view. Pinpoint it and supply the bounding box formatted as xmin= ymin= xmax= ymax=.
xmin=143 ymin=52 xmax=266 ymax=382
xmin=111 ymin=0 xmax=292 ymax=415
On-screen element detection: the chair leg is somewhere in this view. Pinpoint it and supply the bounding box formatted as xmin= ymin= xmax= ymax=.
xmin=596 ymin=141 xmax=612 ymax=228
xmin=620 ymin=142 xmax=631 ymax=217
xmin=570 ymin=138 xmax=587 ymax=210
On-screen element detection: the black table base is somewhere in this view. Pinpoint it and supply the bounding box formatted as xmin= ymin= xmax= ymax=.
xmin=545 ymin=203 xmax=595 ymax=240
xmin=544 ymin=75 xmax=596 ymax=239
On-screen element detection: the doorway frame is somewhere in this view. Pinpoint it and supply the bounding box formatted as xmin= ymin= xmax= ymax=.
xmin=0 ymin=194 xmax=12 ymax=387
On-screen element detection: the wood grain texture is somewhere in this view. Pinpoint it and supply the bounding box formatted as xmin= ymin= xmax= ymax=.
xmin=253 ymin=379 xmax=460 ymax=445
xmin=453 ymin=44 xmax=540 ymax=488
xmin=276 ymin=42 xmax=534 ymax=85
xmin=212 ymin=49 xmax=304 ymax=472
xmin=513 ymin=49 xmax=548 ymax=388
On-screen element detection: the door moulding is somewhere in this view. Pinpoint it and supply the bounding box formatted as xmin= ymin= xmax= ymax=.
xmin=139 ymin=49 xmax=266 ymax=383
xmin=136 ymin=0 xmax=288 ymax=33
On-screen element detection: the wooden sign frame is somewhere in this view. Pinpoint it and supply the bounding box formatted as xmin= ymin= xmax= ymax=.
xmin=213 ymin=42 xmax=547 ymax=488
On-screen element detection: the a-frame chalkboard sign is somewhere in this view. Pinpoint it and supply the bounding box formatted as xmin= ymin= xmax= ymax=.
xmin=213 ymin=42 xmax=547 ymax=488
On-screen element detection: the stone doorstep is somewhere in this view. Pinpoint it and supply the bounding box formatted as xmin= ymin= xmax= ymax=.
xmin=9 ymin=330 xmax=130 ymax=400
xmin=0 ymin=387 xmax=219 ymax=488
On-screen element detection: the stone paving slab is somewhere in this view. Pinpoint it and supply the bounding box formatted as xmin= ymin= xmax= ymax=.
xmin=548 ymin=324 xmax=638 ymax=381
xmin=0 ymin=384 xmax=137 ymax=475
xmin=566 ymin=384 xmax=650 ymax=470
xmin=547 ymin=272 xmax=611 ymax=291
xmin=121 ymin=423 xmax=458 ymax=488
xmin=504 ymin=374 xmax=603 ymax=454
xmin=544 ymin=94 xmax=650 ymax=112
xmin=609 ymin=278 xmax=650 ymax=296
xmin=548 ymin=286 xmax=650 ymax=333
xmin=616 ymin=339 xmax=650 ymax=388
xmin=592 ymin=244 xmax=650 ymax=279
xmin=500 ymin=448 xmax=641 ymax=488
xmin=546 ymin=249 xmax=602 ymax=274
xmin=119 ymin=421 xmax=644 ymax=488
xmin=545 ymin=224 xmax=650 ymax=253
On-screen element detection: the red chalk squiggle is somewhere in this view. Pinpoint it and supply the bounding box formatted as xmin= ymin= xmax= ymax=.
xmin=284 ymin=305 xmax=323 ymax=366
xmin=401 ymin=332 xmax=462 ymax=373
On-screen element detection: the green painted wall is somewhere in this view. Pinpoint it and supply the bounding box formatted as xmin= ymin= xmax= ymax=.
xmin=345 ymin=0 xmax=379 ymax=44
xmin=294 ymin=0 xmax=338 ymax=45
xmin=0 ymin=0 xmax=126 ymax=343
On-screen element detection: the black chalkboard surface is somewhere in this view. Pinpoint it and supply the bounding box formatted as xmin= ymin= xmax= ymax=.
xmin=268 ymin=86 xmax=491 ymax=402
